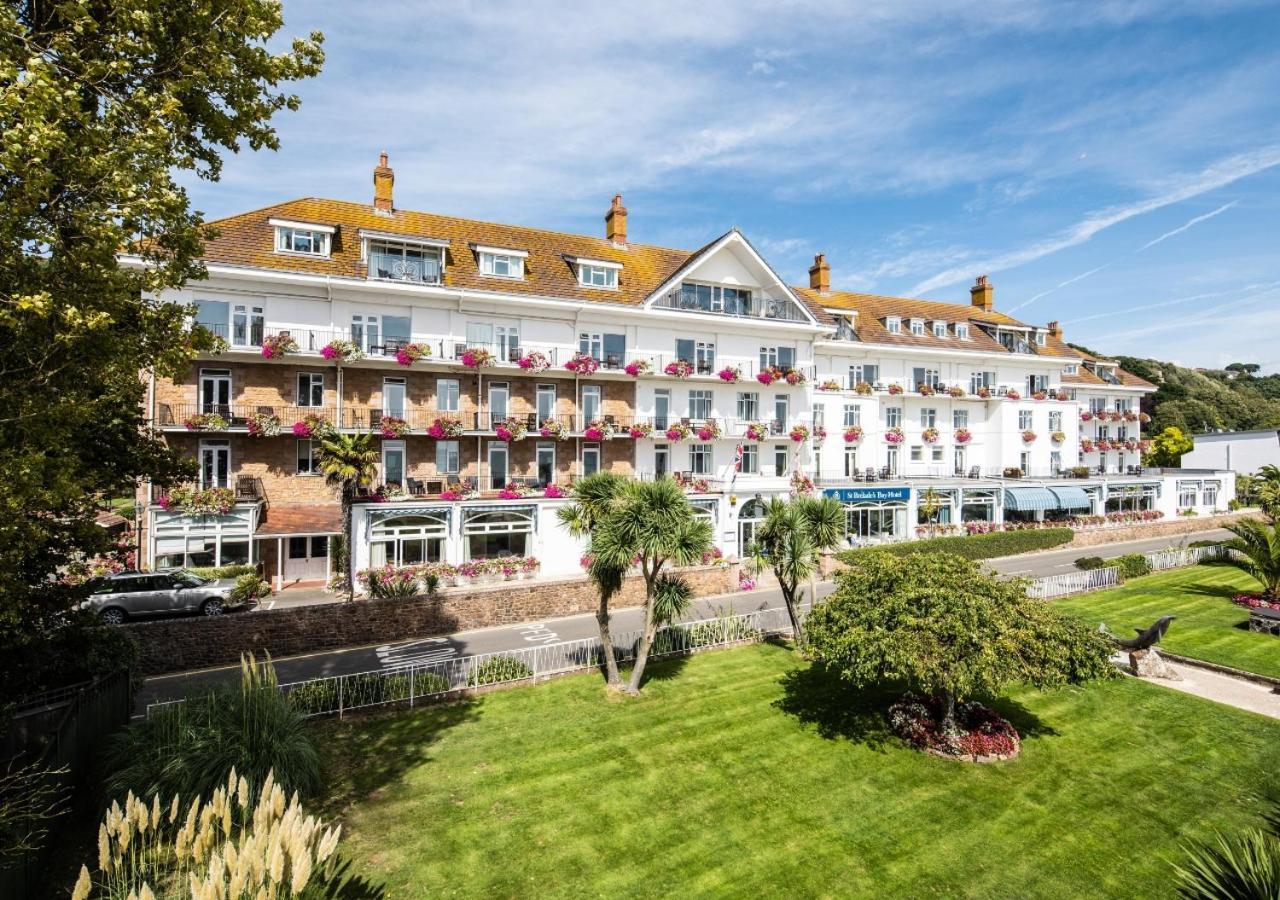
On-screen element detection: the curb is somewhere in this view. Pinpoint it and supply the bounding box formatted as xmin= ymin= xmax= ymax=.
xmin=1160 ymin=651 xmax=1280 ymax=691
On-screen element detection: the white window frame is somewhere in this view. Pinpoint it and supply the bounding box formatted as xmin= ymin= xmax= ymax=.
xmin=740 ymin=444 xmax=759 ymax=475
xmin=910 ymin=318 xmax=925 ymax=336
xmin=437 ymin=379 xmax=460 ymax=413
xmin=955 ymin=323 xmax=970 ymax=340
xmin=1018 ymin=410 xmax=1033 ymax=430
xmin=581 ymin=443 xmax=602 ymax=477
xmin=921 ymin=408 xmax=937 ymax=428
xmin=270 ymin=219 xmax=334 ymax=257
xmin=953 ymin=409 xmax=969 ymax=429
xmin=689 ymin=443 xmax=712 ymax=475
xmin=435 ymin=440 xmax=460 ymax=475
xmin=476 ymin=246 xmax=528 ymax=279
xmin=932 ymin=321 xmax=948 ymax=338
xmin=577 ymin=260 xmax=620 ymax=289
xmin=382 ymin=440 xmax=407 ymax=486
xmin=296 ymin=372 xmax=324 ymax=408
xmin=296 ymin=439 xmax=321 ymax=475
xmin=885 ymin=406 xmax=902 ymax=429
xmin=885 ymin=317 xmax=901 ymax=334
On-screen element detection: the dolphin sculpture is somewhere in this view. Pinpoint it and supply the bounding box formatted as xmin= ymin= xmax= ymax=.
xmin=1099 ymin=615 xmax=1175 ymax=651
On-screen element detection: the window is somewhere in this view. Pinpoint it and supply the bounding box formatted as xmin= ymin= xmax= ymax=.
xmin=351 ymin=314 xmax=380 ymax=354
xmin=848 ymin=364 xmax=880 ymax=388
xmin=195 ymin=299 xmax=230 ymax=340
xmin=435 ymin=441 xmax=459 ymax=475
xmin=232 ymin=304 xmax=264 ymax=347
xmin=437 ymin=379 xmax=460 ymax=412
xmin=955 ymin=323 xmax=970 ymax=340
xmin=478 ymin=249 xmax=526 ymax=279
xmin=910 ymin=445 xmax=923 ymax=462
xmin=296 ymin=373 xmax=324 ymax=408
xmin=1178 ymin=483 xmax=1197 ymax=507
xmin=367 ymin=241 xmax=440 ymax=284
xmin=910 ymin=319 xmax=925 ymax=336
xmin=931 ymin=445 xmax=944 ymax=462
xmin=488 ymin=382 xmax=509 ymax=425
xmin=1020 ymin=451 xmax=1031 ymax=473
xmin=382 ymin=378 xmax=406 ymax=419
xmin=577 ymin=262 xmax=619 ymax=289
xmin=1050 ymin=450 xmax=1062 ymax=472
xmin=688 ymin=390 xmax=712 ymax=421
xmin=953 ymin=409 xmax=969 ymax=429
xmin=653 ymin=389 xmax=670 ymax=430
xmin=1064 ymin=363 xmax=1078 ymax=375
xmin=740 ymin=444 xmax=758 ymax=475
xmin=933 ymin=321 xmax=948 ymax=338
xmin=1035 ymin=331 xmax=1047 ymax=347
xmin=674 ymin=338 xmax=716 ymax=373
xmin=1018 ymin=410 xmax=1033 ymax=430
xmin=274 ymin=224 xmax=330 ymax=256
xmin=582 ymin=385 xmax=602 ymax=423
xmin=199 ymin=369 xmax=231 ymax=414
xmin=812 ymin=402 xmax=825 ymax=427
xmin=773 ymin=445 xmax=788 ymax=477
xmin=536 ymin=443 xmax=556 ymax=487
xmin=536 ymin=384 xmax=556 ymax=424
xmin=370 ymin=515 xmax=447 ymax=567
xmin=885 ymin=317 xmax=901 ymax=334
xmin=579 ymin=332 xmax=603 ymax=359
xmin=1090 ymin=397 xmax=1108 ymax=414
xmin=487 ymin=442 xmax=508 ymax=490
xmin=885 ymin=406 xmax=902 ymax=428
xmin=737 ymin=392 xmax=759 ymax=421
xmin=1027 ymin=374 xmax=1048 ymax=394
xmin=759 ymin=346 xmax=795 ymax=370
xmin=1204 ymin=482 xmax=1220 ymax=507
xmin=844 ymin=446 xmax=858 ymax=477
xmin=912 ymin=367 xmax=941 ymax=390
xmin=677 ymin=282 xmax=752 ymax=316
xmin=297 ymin=440 xmax=320 ymax=474
xmin=199 ymin=440 xmax=231 ymax=489
xmin=579 ymin=332 xmax=625 ymax=365
xmin=843 ymin=405 xmax=860 ymax=428
xmin=969 ymin=370 xmax=996 ymax=394
xmin=382 ymin=441 xmax=406 ymax=487
xmin=921 ymin=408 xmax=937 ymax=428
xmin=582 ymin=444 xmax=601 ymax=477
xmin=463 ymin=509 xmax=534 ymax=560
xmin=1049 ymin=411 xmax=1062 ymax=432
xmin=654 ymin=444 xmax=670 ymax=478
xmin=774 ymin=395 xmax=790 ymax=432
xmin=689 ymin=444 xmax=711 ymax=475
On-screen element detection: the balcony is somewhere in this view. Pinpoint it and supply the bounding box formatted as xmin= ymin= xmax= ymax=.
xmin=654 ymin=287 xmax=810 ymax=323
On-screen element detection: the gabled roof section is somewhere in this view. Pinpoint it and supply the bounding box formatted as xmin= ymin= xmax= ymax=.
xmin=198 ymin=197 xmax=692 ymax=306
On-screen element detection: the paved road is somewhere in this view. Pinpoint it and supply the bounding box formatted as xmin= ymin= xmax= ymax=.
xmin=135 ymin=528 xmax=1232 ymax=712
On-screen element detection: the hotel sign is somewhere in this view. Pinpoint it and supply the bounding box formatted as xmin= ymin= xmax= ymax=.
xmin=823 ymin=487 xmax=911 ymax=503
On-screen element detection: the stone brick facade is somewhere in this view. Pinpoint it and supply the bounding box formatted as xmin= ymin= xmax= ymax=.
xmin=124 ymin=565 xmax=734 ymax=675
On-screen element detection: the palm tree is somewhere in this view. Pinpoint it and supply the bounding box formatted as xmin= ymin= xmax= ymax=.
xmin=588 ymin=478 xmax=713 ymax=694
xmin=317 ymin=432 xmax=379 ymax=600
xmin=755 ymin=495 xmax=845 ymax=648
xmin=1255 ymin=464 xmax=1280 ymax=521
xmin=1222 ymin=518 xmax=1280 ymax=599
xmin=557 ymin=472 xmax=628 ymax=688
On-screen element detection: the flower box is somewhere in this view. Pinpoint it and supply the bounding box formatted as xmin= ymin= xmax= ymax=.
xmin=756 ymin=366 xmax=782 ymax=385
xmin=917 ymin=383 xmax=936 ymax=396
xmin=461 ymin=347 xmax=495 ymax=368
xmin=395 ymin=343 xmax=430 ymax=366
xmin=158 ymin=486 xmax=235 ymax=516
xmin=887 ymin=384 xmax=904 ymax=395
xmin=817 ymin=379 xmax=843 ymax=392
xmin=321 ymin=339 xmax=362 ymax=362
xmin=292 ymin=413 xmax=331 ymax=439
xmin=1021 ymin=430 xmax=1037 ymax=443
xmin=717 ymin=366 xmax=742 ymax=384
xmin=1050 ymin=431 xmax=1066 ymax=444
xmin=664 ymin=422 xmax=691 ymax=441
xmin=246 ymin=412 xmax=281 ymax=437
xmin=843 ymin=426 xmax=864 ymax=443
xmin=788 ymin=425 xmax=810 ymax=443
xmin=628 ymin=422 xmax=653 ymax=439
xmin=854 ymin=381 xmax=873 ymax=396
xmin=922 ymin=427 xmax=940 ymax=444
xmin=494 ymin=419 xmax=527 ymax=442
xmin=584 ymin=420 xmax=614 ymax=441
xmin=947 ymin=386 xmax=966 ymax=398
xmin=696 ymin=422 xmax=722 ymax=441
xmin=664 ymin=359 xmax=694 ymax=379
xmin=624 ymin=359 xmax=652 ymax=377
xmin=517 ymin=351 xmax=550 ymax=373
xmin=543 ymin=484 xmax=567 ymax=499
xmin=1004 ymin=389 xmax=1021 ymax=400
xmin=885 ymin=427 xmax=904 ymax=444
xmin=1032 ymin=391 xmax=1047 ymax=401
xmin=954 ymin=428 xmax=972 ymax=444
xmin=261 ymin=334 xmax=298 ymax=359
xmin=426 ymin=417 xmax=464 ymax=439
xmin=184 ymin=412 xmax=228 ymax=431
xmin=378 ymin=416 xmax=409 ymax=438
xmin=784 ymin=369 xmax=806 ymax=385
xmin=538 ymin=419 xmax=567 ymax=441
xmin=564 ymin=352 xmax=600 ymax=375
xmin=745 ymin=422 xmax=769 ymax=442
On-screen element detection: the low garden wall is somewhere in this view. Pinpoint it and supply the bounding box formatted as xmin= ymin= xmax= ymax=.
xmin=125 ymin=565 xmax=735 ymax=676
xmin=1064 ymin=511 xmax=1260 ymax=549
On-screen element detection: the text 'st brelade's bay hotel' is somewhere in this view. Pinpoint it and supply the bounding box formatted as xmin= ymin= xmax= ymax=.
xmin=125 ymin=154 xmax=1235 ymax=588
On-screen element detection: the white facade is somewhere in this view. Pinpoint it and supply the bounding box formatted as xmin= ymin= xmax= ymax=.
xmin=1182 ymin=430 xmax=1280 ymax=474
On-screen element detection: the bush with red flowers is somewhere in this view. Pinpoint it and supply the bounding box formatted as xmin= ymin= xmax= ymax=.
xmin=888 ymin=694 xmax=1021 ymax=761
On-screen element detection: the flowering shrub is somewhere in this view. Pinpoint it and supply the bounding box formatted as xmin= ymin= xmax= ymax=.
xmin=745 ymin=422 xmax=770 ymax=441
xmin=665 ymin=359 xmax=694 ymax=379
xmin=1054 ymin=390 xmax=1070 ymax=401
xmin=371 ymin=483 xmax=406 ymax=502
xmin=495 ymin=418 xmax=527 ymax=442
xmin=789 ymin=424 xmax=810 ymax=443
xmin=292 ymin=412 xmax=332 ymax=439
xmin=664 ymin=421 xmax=691 ymax=441
xmin=260 ymin=333 xmax=298 ymax=359
xmin=1005 ymin=389 xmax=1021 ymax=400
xmin=624 ymin=358 xmax=652 ymax=377
xmin=1021 ymin=430 xmax=1037 ymax=443
xmin=517 ymin=350 xmax=550 ymax=373
xmin=756 ymin=366 xmax=781 ymax=385
xmin=439 ymin=490 xmax=463 ymax=501
xmin=813 ymin=425 xmax=828 ymax=443
xmin=1050 ymin=431 xmax=1066 ymax=444
xmin=884 ymin=426 xmax=904 ymax=444
xmin=539 ymin=418 xmax=568 ymax=440
xmin=887 ymin=383 xmax=904 ymax=395
xmin=395 ymin=343 xmax=430 ymax=366
xmin=498 ymin=482 xmax=530 ymax=500
xmin=854 ymin=381 xmax=874 ymax=395
xmin=183 ymin=412 xmax=228 ymax=431
xmin=717 ymin=366 xmax=742 ymax=383
xmin=427 ymin=417 xmax=465 ymax=438
xmin=1080 ymin=439 xmax=1095 ymax=453
xmin=1232 ymin=593 xmax=1280 ymax=610
xmin=843 ymin=425 xmax=864 ymax=443
xmin=1123 ymin=410 xmax=1139 ymax=422
xmin=784 ymin=368 xmax=806 ymax=385
xmin=158 ymin=486 xmax=235 ymax=516
xmin=1107 ymin=410 xmax=1124 ymax=422
xmin=628 ymin=421 xmax=653 ymax=439
xmin=543 ymin=484 xmax=567 ymax=499
xmin=947 ymin=385 xmax=966 ymax=398
xmin=1095 ymin=439 xmax=1112 ymax=452
xmin=976 ymin=386 xmax=992 ymax=399
xmin=321 ymin=339 xmax=363 ymax=362
xmin=817 ymin=379 xmax=843 ymax=392
xmin=1139 ymin=411 xmax=1151 ymax=423
xmin=673 ymin=472 xmax=711 ymax=492
xmin=954 ymin=427 xmax=972 ymax=444
xmin=579 ymin=552 xmax=594 ymax=571
xmin=246 ymin=411 xmax=281 ymax=437
xmin=565 ymin=352 xmax=600 ymax=375
xmin=696 ymin=421 xmax=722 ymax=441
xmin=922 ymin=427 xmax=940 ymax=444
xmin=1032 ymin=390 xmax=1048 ymax=401
xmin=378 ymin=416 xmax=409 ymax=438
xmin=584 ymin=420 xmax=615 ymax=441
xmin=461 ymin=346 xmax=495 ymax=368
xmin=916 ymin=382 xmax=936 ymax=396
xmin=357 ymin=564 xmax=420 ymax=597
xmin=789 ymin=471 xmax=815 ymax=495
xmin=700 ymin=546 xmax=725 ymax=566
xmin=738 ymin=574 xmax=757 ymax=591
xmin=1081 ymin=411 xmax=1095 ymax=422
xmin=889 ymin=693 xmax=1020 ymax=760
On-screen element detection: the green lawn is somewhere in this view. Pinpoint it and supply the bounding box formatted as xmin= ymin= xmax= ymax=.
xmin=1055 ymin=563 xmax=1280 ymax=679
xmin=315 ymin=643 xmax=1280 ymax=898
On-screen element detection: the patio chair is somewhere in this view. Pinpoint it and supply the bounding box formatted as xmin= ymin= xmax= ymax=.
xmin=407 ymin=478 xmax=425 ymax=496
xmin=864 ymin=467 xmax=877 ymax=482
xmin=879 ymin=466 xmax=891 ymax=480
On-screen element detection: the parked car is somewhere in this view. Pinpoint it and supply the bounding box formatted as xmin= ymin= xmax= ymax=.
xmin=83 ymin=569 xmax=257 ymax=625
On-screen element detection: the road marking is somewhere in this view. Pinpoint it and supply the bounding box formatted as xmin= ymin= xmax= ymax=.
xmin=516 ymin=623 xmax=559 ymax=644
xmin=377 ymin=638 xmax=457 ymax=670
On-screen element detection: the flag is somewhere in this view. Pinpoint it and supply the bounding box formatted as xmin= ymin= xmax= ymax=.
xmin=734 ymin=443 xmax=744 ymax=472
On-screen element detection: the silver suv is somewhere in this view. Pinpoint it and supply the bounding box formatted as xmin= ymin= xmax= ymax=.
xmin=84 ymin=570 xmax=256 ymax=625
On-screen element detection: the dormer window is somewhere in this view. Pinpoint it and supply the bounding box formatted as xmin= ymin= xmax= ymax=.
xmin=932 ymin=321 xmax=948 ymax=338
xmin=955 ymin=323 xmax=970 ymax=340
xmin=475 ymin=246 xmax=527 ymax=279
xmin=573 ymin=257 xmax=621 ymax=289
xmin=910 ymin=318 xmax=925 ymax=336
xmin=1064 ymin=363 xmax=1079 ymax=375
xmin=359 ymin=230 xmax=448 ymax=285
xmin=270 ymin=219 xmax=334 ymax=257
xmin=1035 ymin=330 xmax=1047 ymax=347
xmin=885 ymin=316 xmax=902 ymax=334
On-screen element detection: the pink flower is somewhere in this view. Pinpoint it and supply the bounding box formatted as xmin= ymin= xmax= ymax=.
xmin=584 ymin=427 xmax=605 ymax=440
xmin=292 ymin=421 xmax=313 ymax=437
xmin=543 ymin=484 xmax=566 ymax=499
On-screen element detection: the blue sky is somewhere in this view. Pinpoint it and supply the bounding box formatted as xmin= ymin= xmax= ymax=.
xmin=190 ymin=1 xmax=1280 ymax=371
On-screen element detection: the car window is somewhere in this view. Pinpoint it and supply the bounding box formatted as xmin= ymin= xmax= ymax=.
xmin=141 ymin=575 xmax=174 ymax=591
xmin=172 ymin=571 xmax=208 ymax=588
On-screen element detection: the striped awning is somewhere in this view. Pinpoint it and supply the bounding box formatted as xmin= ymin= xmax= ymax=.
xmin=1003 ymin=487 xmax=1059 ymax=511
xmin=1048 ymin=486 xmax=1092 ymax=510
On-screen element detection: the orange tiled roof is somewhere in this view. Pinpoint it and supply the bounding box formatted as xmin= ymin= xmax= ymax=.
xmin=201 ymin=198 xmax=692 ymax=307
xmin=256 ymin=504 xmax=342 ymax=536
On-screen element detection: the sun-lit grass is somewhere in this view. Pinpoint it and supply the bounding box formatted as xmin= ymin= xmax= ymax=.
xmin=1054 ymin=563 xmax=1280 ymax=678
xmin=315 ymin=643 xmax=1280 ymax=898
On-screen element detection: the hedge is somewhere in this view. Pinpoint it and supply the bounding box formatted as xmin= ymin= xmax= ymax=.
xmin=838 ymin=527 xmax=1074 ymax=564
xmin=188 ymin=564 xmax=258 ymax=579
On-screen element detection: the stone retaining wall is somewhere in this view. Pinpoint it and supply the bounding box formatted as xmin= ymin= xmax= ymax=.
xmin=126 ymin=565 xmax=735 ymax=676
xmin=1063 ymin=511 xmax=1259 ymax=549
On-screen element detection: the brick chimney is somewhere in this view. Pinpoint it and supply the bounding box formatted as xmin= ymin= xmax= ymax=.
xmin=605 ymin=194 xmax=627 ymax=245
xmin=373 ymin=151 xmax=394 ymax=214
xmin=970 ymin=275 xmax=994 ymax=311
xmin=808 ymin=253 xmax=830 ymax=293
xmin=1048 ymin=320 xmax=1062 ymax=338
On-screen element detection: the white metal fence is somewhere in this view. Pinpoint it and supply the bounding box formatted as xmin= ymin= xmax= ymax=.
xmin=1142 ymin=544 xmax=1228 ymax=572
xmin=1026 ymin=567 xmax=1121 ymax=599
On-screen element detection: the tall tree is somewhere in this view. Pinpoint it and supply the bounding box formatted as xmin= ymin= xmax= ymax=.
xmin=755 ymin=495 xmax=844 ymax=648
xmin=1254 ymin=464 xmax=1280 ymax=521
xmin=318 ymin=432 xmax=378 ymax=600
xmin=587 ymin=479 xmax=712 ymax=694
xmin=0 ymin=1 xmax=323 ymax=689
xmin=1144 ymin=426 xmax=1194 ymax=467
xmin=1221 ymin=519 xmax=1280 ymax=599
xmin=557 ymin=471 xmax=628 ymax=687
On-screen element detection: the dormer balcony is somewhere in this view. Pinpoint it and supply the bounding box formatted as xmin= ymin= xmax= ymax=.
xmin=656 ymin=283 xmax=808 ymax=323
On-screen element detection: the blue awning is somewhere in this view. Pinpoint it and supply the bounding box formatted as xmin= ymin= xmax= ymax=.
xmin=1003 ymin=487 xmax=1059 ymax=511
xmin=1048 ymin=486 xmax=1092 ymax=510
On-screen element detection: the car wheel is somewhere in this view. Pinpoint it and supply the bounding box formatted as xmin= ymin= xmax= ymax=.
xmin=99 ymin=607 xmax=127 ymax=626
xmin=200 ymin=598 xmax=225 ymax=617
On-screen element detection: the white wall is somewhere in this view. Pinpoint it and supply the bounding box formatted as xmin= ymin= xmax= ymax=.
xmin=1183 ymin=432 xmax=1279 ymax=474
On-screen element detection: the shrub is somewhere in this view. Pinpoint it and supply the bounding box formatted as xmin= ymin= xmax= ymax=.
xmin=1173 ymin=803 xmax=1280 ymax=899
xmin=1114 ymin=553 xmax=1153 ymax=580
xmin=1069 ymin=465 xmax=1091 ymax=478
xmin=187 ymin=564 xmax=257 ymax=580
xmin=1075 ymin=556 xmax=1108 ymax=571
xmin=230 ymin=573 xmax=272 ymax=603
xmin=467 ymin=656 xmax=533 ymax=686
xmin=840 ymin=527 xmax=1073 ymax=564
xmin=1228 ymin=498 xmax=1242 ymax=511
xmin=105 ymin=654 xmax=320 ymax=801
